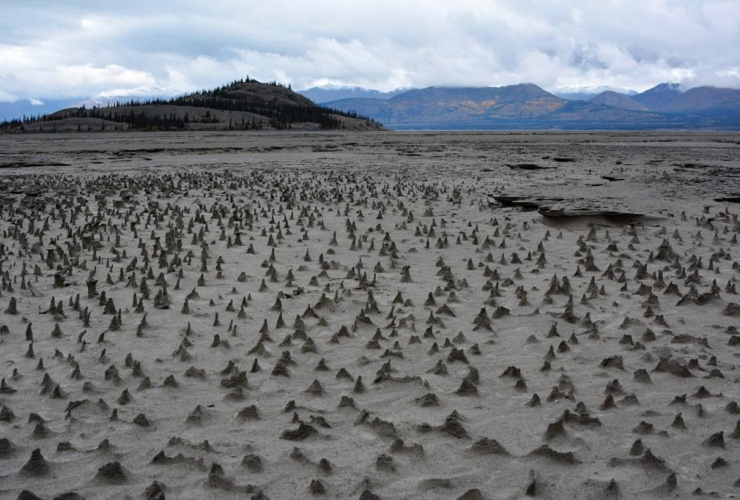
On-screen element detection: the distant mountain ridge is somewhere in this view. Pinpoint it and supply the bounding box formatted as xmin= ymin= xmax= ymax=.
xmin=588 ymin=91 xmax=648 ymax=111
xmin=0 ymin=98 xmax=87 ymax=122
xmin=632 ymin=83 xmax=683 ymax=111
xmin=324 ymin=83 xmax=740 ymax=130
xmin=297 ymin=86 xmax=406 ymax=103
xmin=554 ymin=86 xmax=639 ymax=101
xmin=636 ymin=85 xmax=740 ymax=112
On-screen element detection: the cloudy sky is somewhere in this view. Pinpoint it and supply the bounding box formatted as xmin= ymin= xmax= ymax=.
xmin=1 ymin=0 xmax=739 ymax=102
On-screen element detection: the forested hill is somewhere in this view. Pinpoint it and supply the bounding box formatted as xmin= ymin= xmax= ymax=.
xmin=0 ymin=79 xmax=383 ymax=132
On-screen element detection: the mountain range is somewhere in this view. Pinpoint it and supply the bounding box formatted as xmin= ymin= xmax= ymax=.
xmin=551 ymin=86 xmax=638 ymax=101
xmin=297 ymin=84 xmax=646 ymax=104
xmin=3 ymin=80 xmax=740 ymax=132
xmin=0 ymin=84 xmax=635 ymax=121
xmin=297 ymin=85 xmax=405 ymax=104
xmin=323 ymin=83 xmax=740 ymax=130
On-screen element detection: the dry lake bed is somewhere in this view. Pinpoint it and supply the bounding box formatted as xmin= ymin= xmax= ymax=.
xmin=1 ymin=131 xmax=740 ymax=499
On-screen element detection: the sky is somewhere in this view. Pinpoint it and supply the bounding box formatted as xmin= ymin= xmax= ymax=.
xmin=1 ymin=0 xmax=739 ymax=104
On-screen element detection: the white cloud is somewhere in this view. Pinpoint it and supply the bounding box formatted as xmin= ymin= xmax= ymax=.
xmin=0 ymin=89 xmax=16 ymax=102
xmin=0 ymin=0 xmax=738 ymax=100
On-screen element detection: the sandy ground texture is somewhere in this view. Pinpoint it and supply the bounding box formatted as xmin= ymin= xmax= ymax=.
xmin=0 ymin=131 xmax=740 ymax=499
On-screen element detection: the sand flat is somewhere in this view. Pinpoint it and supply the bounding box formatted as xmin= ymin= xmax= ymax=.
xmin=1 ymin=131 xmax=739 ymax=499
